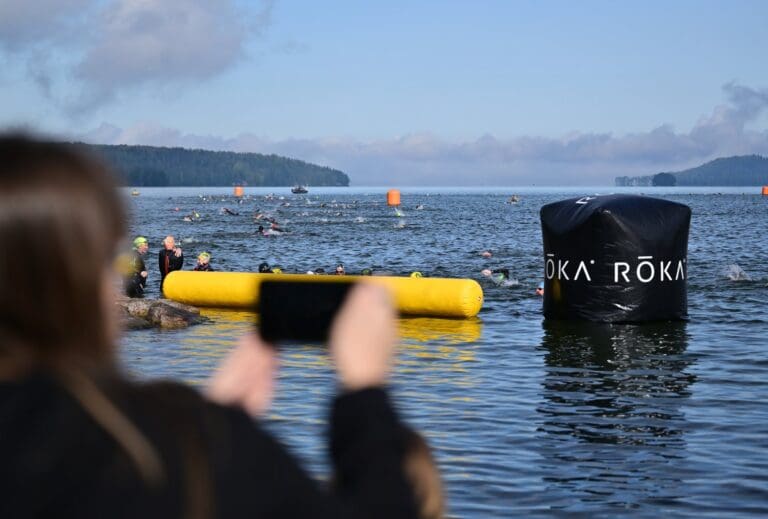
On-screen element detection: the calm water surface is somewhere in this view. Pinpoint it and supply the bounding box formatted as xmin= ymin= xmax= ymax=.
xmin=122 ymin=186 xmax=768 ymax=517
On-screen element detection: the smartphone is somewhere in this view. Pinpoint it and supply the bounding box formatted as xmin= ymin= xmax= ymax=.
xmin=258 ymin=280 xmax=355 ymax=343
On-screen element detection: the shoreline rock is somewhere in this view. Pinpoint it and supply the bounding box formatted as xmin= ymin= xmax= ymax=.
xmin=116 ymin=298 xmax=202 ymax=330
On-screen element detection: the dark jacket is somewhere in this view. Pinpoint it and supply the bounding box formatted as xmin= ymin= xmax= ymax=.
xmin=124 ymin=250 xmax=147 ymax=297
xmin=193 ymin=262 xmax=214 ymax=272
xmin=158 ymin=248 xmax=184 ymax=287
xmin=0 ymin=375 xmax=418 ymax=518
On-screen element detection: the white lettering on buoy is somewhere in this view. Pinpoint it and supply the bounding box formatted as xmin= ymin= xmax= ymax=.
xmin=614 ymin=262 xmax=631 ymax=282
xmin=574 ymin=260 xmax=593 ymax=281
xmin=660 ymin=261 xmax=673 ymax=281
xmin=636 ymin=256 xmax=655 ymax=283
xmin=546 ymin=252 xmax=686 ymax=283
xmin=675 ymin=259 xmax=686 ymax=280
xmin=546 ymin=254 xmax=555 ymax=279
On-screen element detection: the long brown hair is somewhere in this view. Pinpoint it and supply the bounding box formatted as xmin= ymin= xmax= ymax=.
xmin=402 ymin=429 xmax=446 ymax=519
xmin=0 ymin=135 xmax=124 ymax=372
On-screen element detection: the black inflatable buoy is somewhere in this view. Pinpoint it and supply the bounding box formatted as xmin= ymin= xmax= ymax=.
xmin=540 ymin=195 xmax=691 ymax=322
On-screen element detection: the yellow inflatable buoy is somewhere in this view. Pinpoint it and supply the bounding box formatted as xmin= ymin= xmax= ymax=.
xmin=164 ymin=271 xmax=483 ymax=319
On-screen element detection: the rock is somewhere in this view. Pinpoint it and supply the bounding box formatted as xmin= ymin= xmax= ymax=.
xmin=123 ymin=316 xmax=154 ymax=330
xmin=116 ymin=298 xmax=202 ymax=330
xmin=147 ymin=301 xmax=201 ymax=329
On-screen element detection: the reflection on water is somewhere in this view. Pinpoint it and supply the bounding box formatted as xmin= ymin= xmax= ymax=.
xmin=537 ymin=321 xmax=697 ymax=513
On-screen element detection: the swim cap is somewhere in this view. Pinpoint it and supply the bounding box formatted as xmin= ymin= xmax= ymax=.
xmin=198 ymin=252 xmax=211 ymax=261
xmin=360 ymin=268 xmax=372 ymax=276
xmin=258 ymin=262 xmax=271 ymax=273
xmin=272 ymin=268 xmax=283 ymax=274
xmin=410 ymin=271 xmax=422 ymax=278
xmin=133 ymin=236 xmax=148 ymax=248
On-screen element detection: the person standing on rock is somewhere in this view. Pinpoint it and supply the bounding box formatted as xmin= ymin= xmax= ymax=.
xmin=124 ymin=236 xmax=149 ymax=297
xmin=158 ymin=235 xmax=183 ymax=292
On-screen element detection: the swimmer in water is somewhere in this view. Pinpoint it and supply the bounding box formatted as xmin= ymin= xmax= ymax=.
xmin=258 ymin=262 xmax=272 ymax=273
xmin=491 ymin=269 xmax=509 ymax=284
xmin=193 ymin=252 xmax=214 ymax=271
xmin=335 ymin=264 xmax=346 ymax=276
xmin=536 ymin=282 xmax=544 ymax=296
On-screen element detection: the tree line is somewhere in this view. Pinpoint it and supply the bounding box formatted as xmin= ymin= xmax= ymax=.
xmin=77 ymin=143 xmax=350 ymax=187
xmin=616 ymin=155 xmax=768 ymax=187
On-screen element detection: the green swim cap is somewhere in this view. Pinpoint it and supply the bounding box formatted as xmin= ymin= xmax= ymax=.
xmin=410 ymin=271 xmax=422 ymax=278
xmin=133 ymin=236 xmax=148 ymax=248
xmin=198 ymin=252 xmax=211 ymax=260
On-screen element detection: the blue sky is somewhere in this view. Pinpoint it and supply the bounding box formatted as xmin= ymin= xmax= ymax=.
xmin=1 ymin=0 xmax=767 ymax=185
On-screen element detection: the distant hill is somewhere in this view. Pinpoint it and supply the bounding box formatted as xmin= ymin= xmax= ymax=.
xmin=78 ymin=143 xmax=350 ymax=187
xmin=615 ymin=155 xmax=768 ymax=187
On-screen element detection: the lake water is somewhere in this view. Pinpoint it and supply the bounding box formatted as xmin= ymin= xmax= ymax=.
xmin=122 ymin=186 xmax=768 ymax=517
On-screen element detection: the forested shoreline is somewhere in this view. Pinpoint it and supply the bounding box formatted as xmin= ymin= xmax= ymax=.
xmin=616 ymin=155 xmax=768 ymax=186
xmin=78 ymin=143 xmax=350 ymax=187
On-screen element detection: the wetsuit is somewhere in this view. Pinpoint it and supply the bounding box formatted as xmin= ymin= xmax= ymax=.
xmin=124 ymin=250 xmax=146 ymax=298
xmin=158 ymin=248 xmax=184 ymax=290
xmin=193 ymin=262 xmax=214 ymax=272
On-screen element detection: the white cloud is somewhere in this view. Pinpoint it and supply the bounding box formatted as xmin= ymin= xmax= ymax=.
xmin=73 ymin=84 xmax=768 ymax=185
xmin=0 ymin=0 xmax=273 ymax=110
xmin=0 ymin=0 xmax=91 ymax=49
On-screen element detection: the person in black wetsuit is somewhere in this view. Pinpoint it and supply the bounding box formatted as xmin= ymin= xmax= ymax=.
xmin=193 ymin=251 xmax=214 ymax=271
xmin=0 ymin=136 xmax=421 ymax=519
xmin=158 ymin=235 xmax=184 ymax=290
xmin=123 ymin=236 xmax=149 ymax=297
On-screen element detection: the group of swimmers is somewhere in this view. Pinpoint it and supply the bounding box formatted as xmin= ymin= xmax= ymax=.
xmin=124 ymin=236 xmax=544 ymax=298
xmin=121 ymin=234 xmax=213 ymax=297
xmin=122 ymin=235 xmax=365 ymax=297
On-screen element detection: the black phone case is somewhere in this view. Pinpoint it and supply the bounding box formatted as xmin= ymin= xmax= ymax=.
xmin=258 ymin=281 xmax=355 ymax=343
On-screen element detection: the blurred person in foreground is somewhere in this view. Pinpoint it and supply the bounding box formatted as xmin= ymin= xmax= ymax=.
xmin=0 ymin=135 xmax=420 ymax=519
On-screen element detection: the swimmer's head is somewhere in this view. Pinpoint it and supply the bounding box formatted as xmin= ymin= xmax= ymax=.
xmin=410 ymin=271 xmax=422 ymax=278
xmin=481 ymin=269 xmax=492 ymax=277
xmin=198 ymin=251 xmax=210 ymax=263
xmin=133 ymin=236 xmax=148 ymax=252
xmin=271 ymin=267 xmax=283 ymax=274
xmin=536 ymin=282 xmax=544 ymax=296
xmin=335 ymin=264 xmax=345 ymax=275
xmin=258 ymin=262 xmax=271 ymax=273
xmin=360 ymin=268 xmax=373 ymax=276
xmin=481 ymin=251 xmax=492 ymax=258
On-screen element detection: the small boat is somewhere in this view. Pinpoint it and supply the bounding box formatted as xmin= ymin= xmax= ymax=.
xmin=131 ymin=189 xmax=140 ymax=196
xmin=291 ymin=185 xmax=308 ymax=194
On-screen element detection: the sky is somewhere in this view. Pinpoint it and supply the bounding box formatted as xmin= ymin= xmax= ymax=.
xmin=1 ymin=0 xmax=767 ymax=185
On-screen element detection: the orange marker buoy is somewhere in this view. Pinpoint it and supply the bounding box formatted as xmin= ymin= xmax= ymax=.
xmin=234 ymin=185 xmax=244 ymax=197
xmin=387 ymin=189 xmax=401 ymax=206
xmin=762 ymin=186 xmax=768 ymax=196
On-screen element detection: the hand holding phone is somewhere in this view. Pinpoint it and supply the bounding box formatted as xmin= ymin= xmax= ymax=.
xmin=258 ymin=281 xmax=355 ymax=343
xmin=329 ymin=283 xmax=397 ymax=390
xmin=258 ymin=281 xmax=397 ymax=390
